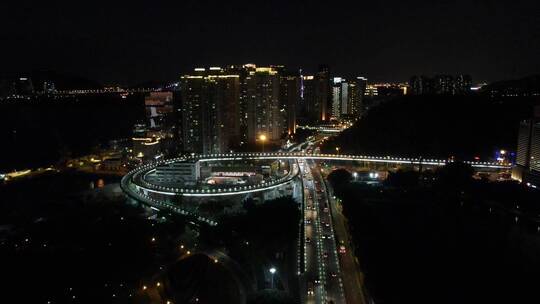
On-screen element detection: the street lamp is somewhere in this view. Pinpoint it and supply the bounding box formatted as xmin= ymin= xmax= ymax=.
xmin=269 ymin=267 xmax=277 ymax=289
xmin=259 ymin=134 xmax=267 ymax=152
xmin=335 ymin=147 xmax=340 ymax=155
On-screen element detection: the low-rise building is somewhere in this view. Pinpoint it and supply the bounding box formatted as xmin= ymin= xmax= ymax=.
xmin=147 ymin=160 xmax=201 ymax=186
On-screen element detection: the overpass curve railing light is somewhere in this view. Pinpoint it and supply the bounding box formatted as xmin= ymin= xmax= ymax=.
xmin=179 ymin=152 xmax=511 ymax=168
xmin=123 ymin=157 xmax=301 ymax=199
xmin=121 ymin=152 xmax=511 ymax=217
xmin=120 ymin=174 xmax=218 ymax=226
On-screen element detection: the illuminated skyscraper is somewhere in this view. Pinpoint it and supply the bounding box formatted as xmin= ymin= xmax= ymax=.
xmin=513 ymin=106 xmax=540 ymax=186
xmin=179 ymin=68 xmax=240 ymax=154
xmin=246 ymin=66 xmax=282 ymax=143
xmin=299 ymin=74 xmax=315 ymax=125
xmin=516 ymin=121 xmax=533 ymax=169
xmin=409 ymin=74 xmax=472 ymax=95
xmin=341 ymin=80 xmax=349 ymax=116
xmin=532 ymin=123 xmax=540 ymax=174
xmin=314 ymin=65 xmax=331 ymax=122
xmin=280 ymin=71 xmax=300 ymax=135
xmin=236 ymin=64 xmax=256 ymax=146
xmin=331 ymin=77 xmax=349 ymax=120
xmin=349 ymin=77 xmax=367 ymax=118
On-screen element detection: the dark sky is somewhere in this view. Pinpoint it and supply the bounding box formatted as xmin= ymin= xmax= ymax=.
xmin=2 ymin=1 xmax=539 ymax=85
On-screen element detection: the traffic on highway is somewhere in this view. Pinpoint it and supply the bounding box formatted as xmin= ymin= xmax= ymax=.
xmin=299 ymin=141 xmax=347 ymax=304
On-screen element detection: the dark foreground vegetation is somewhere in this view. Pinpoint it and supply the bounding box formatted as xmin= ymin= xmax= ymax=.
xmin=199 ymin=196 xmax=301 ymax=304
xmin=1 ymin=172 xmax=301 ymax=303
xmin=0 ymin=173 xmax=186 ymax=303
xmin=323 ymin=94 xmax=538 ymax=159
xmin=328 ymin=165 xmax=540 ymax=304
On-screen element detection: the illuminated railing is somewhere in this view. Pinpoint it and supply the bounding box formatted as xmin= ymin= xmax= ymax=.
xmin=126 ymin=157 xmax=299 ymax=197
xmin=121 ymin=152 xmax=512 ymax=225
xmin=54 ymin=88 xmax=161 ymax=95
xmin=122 ymin=153 xmax=512 ymax=196
xmin=184 ymin=152 xmax=512 ymax=169
xmin=121 ymin=169 xmax=218 ymax=226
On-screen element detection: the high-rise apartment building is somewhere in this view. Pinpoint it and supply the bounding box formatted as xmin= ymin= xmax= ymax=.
xmin=314 ymin=65 xmax=331 ymax=122
xmin=409 ymin=74 xmax=472 ymax=95
xmin=246 ymin=66 xmax=282 ymax=143
xmin=329 ymin=76 xmax=368 ymax=120
xmin=235 ymin=64 xmax=256 ymax=145
xmin=350 ymin=77 xmax=367 ymax=118
xmin=532 ymin=123 xmax=540 ymax=174
xmin=299 ymin=75 xmax=316 ymax=125
xmin=331 ymin=77 xmax=349 ymax=120
xmin=296 ymin=71 xmax=318 ymax=124
xmin=341 ymin=80 xmax=349 ymax=116
xmin=512 ymin=106 xmax=540 ymax=186
xmin=280 ymin=72 xmax=300 ymax=135
xmin=179 ymin=68 xmax=240 ymax=154
xmin=178 ymin=64 xmax=298 ymax=151
xmin=516 ymin=121 xmax=533 ymax=168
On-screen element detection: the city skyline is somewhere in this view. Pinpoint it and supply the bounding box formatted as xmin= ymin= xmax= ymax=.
xmin=2 ymin=2 xmax=540 ymax=304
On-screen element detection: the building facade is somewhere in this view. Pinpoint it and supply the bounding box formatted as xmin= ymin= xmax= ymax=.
xmin=179 ymin=68 xmax=240 ymax=154
xmin=331 ymin=77 xmax=349 ymax=120
xmin=280 ymin=72 xmax=300 ymax=136
xmin=147 ymin=160 xmax=201 ymax=186
xmin=299 ymin=75 xmax=315 ymax=125
xmin=349 ymin=77 xmax=367 ymax=118
xmin=314 ymin=65 xmax=331 ymax=122
xmin=512 ymin=106 xmax=540 ymax=186
xmin=409 ymin=74 xmax=472 ymax=95
xmin=246 ymin=66 xmax=282 ymax=143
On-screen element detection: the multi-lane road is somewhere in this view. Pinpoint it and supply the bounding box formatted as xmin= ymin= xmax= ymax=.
xmin=324 ymin=174 xmax=367 ymax=304
xmin=299 ymin=157 xmax=325 ymax=303
xmin=300 ymin=155 xmax=348 ymax=304
xmin=297 ymin=138 xmax=369 ymax=304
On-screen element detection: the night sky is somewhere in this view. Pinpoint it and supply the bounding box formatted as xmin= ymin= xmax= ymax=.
xmin=2 ymin=1 xmax=539 ymax=84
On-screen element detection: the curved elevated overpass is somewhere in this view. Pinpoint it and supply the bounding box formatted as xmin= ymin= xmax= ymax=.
xmin=186 ymin=152 xmax=510 ymax=169
xmin=122 ymin=152 xmax=510 ymax=198
xmin=121 ymin=152 xmax=512 ymax=225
